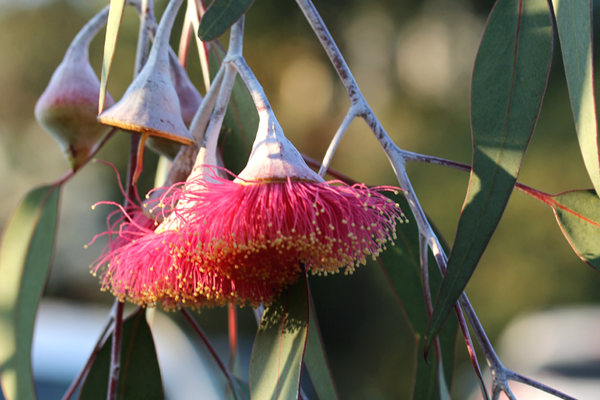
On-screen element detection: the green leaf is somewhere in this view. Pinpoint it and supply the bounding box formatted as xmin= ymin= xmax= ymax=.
xmin=209 ymin=44 xmax=259 ymax=174
xmin=78 ymin=308 xmax=163 ymax=400
xmin=552 ymin=0 xmax=600 ymax=197
xmin=550 ymin=190 xmax=600 ymax=270
xmin=250 ymin=275 xmax=309 ymax=400
xmin=426 ymin=0 xmax=553 ymax=346
xmin=198 ymin=0 xmax=255 ymax=41
xmin=0 ymin=184 xmax=61 ymax=400
xmin=304 ymin=295 xmax=339 ymax=400
xmin=378 ymin=194 xmax=457 ymax=399
xmin=99 ymin=0 xmax=127 ymax=113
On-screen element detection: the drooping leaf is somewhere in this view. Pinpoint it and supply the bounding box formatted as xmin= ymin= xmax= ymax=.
xmin=378 ymin=194 xmax=457 ymax=399
xmin=99 ymin=0 xmax=127 ymax=113
xmin=0 ymin=184 xmax=61 ymax=400
xmin=426 ymin=0 xmax=553 ymax=346
xmin=550 ymin=190 xmax=600 ymax=270
xmin=198 ymin=0 xmax=255 ymax=41
xmin=552 ymin=0 xmax=600 ymax=197
xmin=249 ymin=275 xmax=309 ymax=400
xmin=209 ymin=43 xmax=259 ymax=174
xmin=303 ymin=294 xmax=339 ymax=400
xmin=78 ymin=308 xmax=163 ymax=400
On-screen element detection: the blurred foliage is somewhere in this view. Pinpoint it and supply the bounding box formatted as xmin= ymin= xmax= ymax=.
xmin=2 ymin=0 xmax=600 ymax=398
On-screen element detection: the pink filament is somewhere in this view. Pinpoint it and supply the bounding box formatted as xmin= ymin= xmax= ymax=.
xmin=90 ymin=166 xmax=406 ymax=308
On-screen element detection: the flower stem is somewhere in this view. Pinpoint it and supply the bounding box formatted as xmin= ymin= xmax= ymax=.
xmin=107 ymin=300 xmax=124 ymax=400
xmin=318 ymin=107 xmax=357 ymax=177
xmin=180 ymin=308 xmax=240 ymax=396
xmin=194 ymin=17 xmax=244 ymax=153
xmin=61 ymin=314 xmax=114 ymax=400
xmin=134 ymin=0 xmax=154 ymax=75
xmin=54 ymin=128 xmax=117 ymax=186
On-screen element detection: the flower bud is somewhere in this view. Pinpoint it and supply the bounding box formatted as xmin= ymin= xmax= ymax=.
xmin=34 ymin=7 xmax=114 ymax=171
xmin=146 ymin=53 xmax=202 ymax=159
xmin=98 ymin=0 xmax=194 ymax=147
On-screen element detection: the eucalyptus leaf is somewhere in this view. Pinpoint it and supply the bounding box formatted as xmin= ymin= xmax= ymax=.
xmin=552 ymin=0 xmax=600 ymax=197
xmin=198 ymin=0 xmax=255 ymax=41
xmin=78 ymin=308 xmax=163 ymax=400
xmin=99 ymin=0 xmax=127 ymax=113
xmin=304 ymin=295 xmax=339 ymax=400
xmin=551 ymin=190 xmax=600 ymax=270
xmin=426 ymin=0 xmax=553 ymax=347
xmin=0 ymin=184 xmax=61 ymax=400
xmin=249 ymin=275 xmax=309 ymax=400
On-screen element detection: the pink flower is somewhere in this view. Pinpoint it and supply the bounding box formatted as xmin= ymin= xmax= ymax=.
xmin=89 ymin=109 xmax=406 ymax=308
xmin=158 ymin=168 xmax=404 ymax=306
xmin=147 ymin=111 xmax=406 ymax=306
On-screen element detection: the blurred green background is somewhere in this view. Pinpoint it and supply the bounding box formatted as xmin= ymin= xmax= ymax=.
xmin=1 ymin=0 xmax=599 ymax=398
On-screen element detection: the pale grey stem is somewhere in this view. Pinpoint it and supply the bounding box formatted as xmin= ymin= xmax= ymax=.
xmin=295 ymin=0 xmax=445 ymax=260
xmin=65 ymin=5 xmax=110 ymax=61
xmin=509 ymin=372 xmax=577 ymax=400
xmin=295 ymin=1 xmax=576 ymax=399
xmin=199 ymin=17 xmax=245 ymax=151
xmin=318 ymin=107 xmax=357 ymax=177
xmin=231 ymin=56 xmax=272 ymax=113
xmin=134 ymin=0 xmax=154 ymax=74
xmin=201 ymin=65 xmax=236 ymax=153
xmin=226 ymin=12 xmax=245 ymax=58
xmin=145 ymin=0 xmax=183 ymax=70
xmin=460 ymin=295 xmax=577 ymax=400
xmin=189 ymin=66 xmax=225 ymax=143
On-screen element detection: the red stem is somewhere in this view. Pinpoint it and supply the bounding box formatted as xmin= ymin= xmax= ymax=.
xmin=53 ymin=128 xmax=117 ymax=187
xmin=227 ymin=303 xmax=238 ymax=371
xmin=61 ymin=315 xmax=115 ymax=400
xmin=303 ymin=153 xmax=557 ymax=205
xmin=454 ymin=304 xmax=489 ymax=400
xmin=180 ymin=308 xmax=240 ymax=395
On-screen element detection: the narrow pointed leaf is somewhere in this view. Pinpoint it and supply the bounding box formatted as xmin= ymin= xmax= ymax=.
xmin=209 ymin=43 xmax=259 ymax=174
xmin=250 ymin=275 xmax=309 ymax=400
xmin=78 ymin=308 xmax=163 ymax=400
xmin=0 ymin=184 xmax=61 ymax=400
xmin=303 ymin=295 xmax=339 ymax=400
xmin=552 ymin=0 xmax=600 ymax=196
xmin=378 ymin=195 xmax=457 ymax=399
xmin=426 ymin=0 xmax=553 ymax=346
xmin=99 ymin=0 xmax=127 ymax=113
xmin=550 ymin=190 xmax=600 ymax=270
xmin=198 ymin=0 xmax=255 ymax=41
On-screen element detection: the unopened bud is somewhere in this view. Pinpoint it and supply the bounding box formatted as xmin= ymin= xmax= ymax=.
xmin=34 ymin=7 xmax=113 ymax=171
xmin=146 ymin=53 xmax=202 ymax=159
xmin=98 ymin=0 xmax=194 ymax=147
